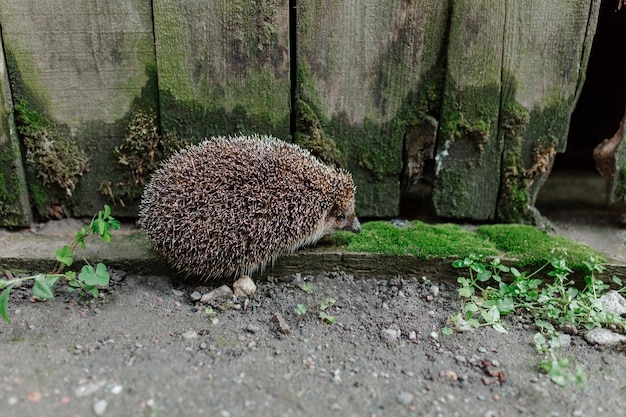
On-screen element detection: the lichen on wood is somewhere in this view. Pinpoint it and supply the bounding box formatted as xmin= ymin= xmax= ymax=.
xmin=100 ymin=106 xmax=184 ymax=206
xmin=14 ymin=100 xmax=89 ymax=197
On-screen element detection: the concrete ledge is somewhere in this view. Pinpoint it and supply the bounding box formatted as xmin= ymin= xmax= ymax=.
xmin=1 ymin=219 xmax=625 ymax=284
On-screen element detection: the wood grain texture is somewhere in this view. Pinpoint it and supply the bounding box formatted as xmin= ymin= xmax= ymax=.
xmin=497 ymin=0 xmax=600 ymax=222
xmin=0 ymin=38 xmax=31 ymax=226
xmin=0 ymin=0 xmax=157 ymax=217
xmin=432 ymin=0 xmax=506 ymax=220
xmin=153 ymin=0 xmax=291 ymax=141
xmin=297 ymin=0 xmax=449 ymax=217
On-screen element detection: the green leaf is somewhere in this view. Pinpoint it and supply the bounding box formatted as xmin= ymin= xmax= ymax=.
xmin=492 ymin=323 xmax=508 ymax=334
xmin=103 ymin=204 xmax=111 ymax=219
xmin=75 ymin=226 xmax=89 ymax=249
xmin=294 ymin=304 xmax=307 ymax=315
xmin=109 ymin=218 xmax=121 ymax=230
xmin=79 ymin=263 xmax=110 ymax=288
xmin=0 ymin=284 xmax=14 ymax=324
xmin=495 ymin=296 xmax=515 ymax=315
xmin=452 ymin=259 xmax=466 ymax=269
xmin=320 ymin=298 xmax=336 ymax=310
xmin=55 ymin=245 xmax=74 ymax=267
xmin=458 ymin=286 xmax=474 ymax=298
xmin=477 ymin=270 xmax=492 ymax=282
xmin=86 ymin=286 xmax=99 ymax=298
xmin=33 ymin=274 xmax=57 ymax=300
xmin=299 ymin=283 xmax=315 ymax=294
xmin=319 ymin=311 xmax=336 ymax=324
xmin=441 ymin=326 xmax=453 ymax=336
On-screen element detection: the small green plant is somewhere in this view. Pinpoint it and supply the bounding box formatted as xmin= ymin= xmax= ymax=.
xmin=299 ymin=283 xmax=315 ymax=294
xmin=0 ymin=205 xmax=120 ymax=323
xmin=447 ymin=254 xmax=623 ymax=388
xmin=319 ymin=297 xmax=336 ymax=324
xmin=294 ymin=304 xmax=307 ymax=315
xmin=293 ymin=298 xmax=337 ymax=324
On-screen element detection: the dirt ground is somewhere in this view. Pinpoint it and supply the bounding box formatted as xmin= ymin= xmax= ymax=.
xmin=1 ymin=171 xmax=626 ymax=417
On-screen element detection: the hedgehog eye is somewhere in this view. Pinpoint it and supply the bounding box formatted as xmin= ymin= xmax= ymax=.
xmin=336 ymin=213 xmax=346 ymax=220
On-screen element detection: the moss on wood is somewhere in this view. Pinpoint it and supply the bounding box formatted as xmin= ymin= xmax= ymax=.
xmin=334 ymin=221 xmax=603 ymax=271
xmin=14 ymin=100 xmax=89 ymax=199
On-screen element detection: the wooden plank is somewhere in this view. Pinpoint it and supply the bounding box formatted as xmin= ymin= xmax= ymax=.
xmin=152 ymin=0 xmax=291 ymax=142
xmin=0 ymin=0 xmax=157 ymax=218
xmin=432 ymin=0 xmax=506 ymax=220
xmin=296 ymin=0 xmax=449 ymax=218
xmin=497 ymin=0 xmax=601 ymax=223
xmin=0 ymin=35 xmax=31 ymax=227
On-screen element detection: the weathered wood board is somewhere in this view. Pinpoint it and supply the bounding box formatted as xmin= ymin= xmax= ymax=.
xmin=0 ymin=0 xmax=157 ymax=218
xmin=497 ymin=0 xmax=601 ymax=223
xmin=0 ymin=36 xmax=31 ymax=227
xmin=296 ymin=0 xmax=450 ymax=218
xmin=432 ymin=0 xmax=506 ymax=220
xmin=152 ymin=0 xmax=291 ymax=142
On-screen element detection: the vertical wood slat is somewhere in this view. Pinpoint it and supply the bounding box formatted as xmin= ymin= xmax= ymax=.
xmin=432 ymin=0 xmax=506 ymax=220
xmin=0 ymin=0 xmax=157 ymax=218
xmin=296 ymin=0 xmax=450 ymax=218
xmin=0 ymin=34 xmax=31 ymax=226
xmin=152 ymin=0 xmax=291 ymax=142
xmin=497 ymin=0 xmax=600 ymax=222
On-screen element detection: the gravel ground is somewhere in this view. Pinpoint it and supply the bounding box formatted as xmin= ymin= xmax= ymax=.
xmin=1 ymin=269 xmax=624 ymax=417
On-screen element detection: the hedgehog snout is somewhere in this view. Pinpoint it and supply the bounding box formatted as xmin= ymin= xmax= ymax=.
xmin=344 ymin=216 xmax=361 ymax=234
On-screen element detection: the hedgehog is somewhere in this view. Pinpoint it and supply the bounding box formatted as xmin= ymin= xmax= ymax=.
xmin=138 ymin=134 xmax=361 ymax=280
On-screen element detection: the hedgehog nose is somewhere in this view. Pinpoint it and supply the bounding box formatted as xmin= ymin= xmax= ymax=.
xmin=348 ymin=217 xmax=361 ymax=234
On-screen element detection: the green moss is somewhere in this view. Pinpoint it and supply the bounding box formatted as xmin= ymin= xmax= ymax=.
xmin=101 ymin=105 xmax=185 ymax=205
xmin=497 ymin=90 xmax=571 ymax=223
xmin=497 ymin=101 xmax=531 ymax=223
xmin=28 ymin=181 xmax=49 ymax=217
xmin=335 ymin=220 xmax=499 ymax=259
xmin=477 ymin=224 xmax=604 ymax=270
xmin=14 ymin=100 xmax=89 ymax=197
xmin=293 ymin=99 xmax=346 ymax=168
xmin=439 ymin=82 xmax=501 ymax=151
xmin=334 ymin=221 xmax=603 ymax=271
xmin=0 ymin=139 xmax=29 ymax=225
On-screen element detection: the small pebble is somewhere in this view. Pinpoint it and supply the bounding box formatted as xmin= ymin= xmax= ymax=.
xmin=396 ymin=391 xmax=414 ymax=405
xmin=558 ymin=333 xmax=571 ymax=348
xmin=182 ymin=330 xmax=199 ymax=340
xmin=233 ymin=276 xmax=257 ymax=298
xmin=572 ymin=410 xmax=583 ymax=417
xmin=93 ymin=399 xmax=108 ymax=416
xmin=190 ymin=291 xmax=202 ymax=302
xmin=430 ymin=285 xmax=440 ymax=297
xmin=8 ymin=396 xmax=18 ymax=405
xmin=429 ymin=331 xmax=438 ymax=341
xmin=439 ymin=370 xmax=458 ymax=381
xmin=200 ymin=285 xmax=233 ymax=305
xmin=382 ymin=327 xmax=401 ymax=342
xmin=272 ymin=312 xmax=292 ymax=334
xmin=110 ymin=385 xmax=123 ymax=395
xmin=584 ymin=328 xmax=626 ymax=346
xmin=245 ymin=324 xmax=261 ymax=334
xmin=172 ymin=289 xmax=184 ymax=297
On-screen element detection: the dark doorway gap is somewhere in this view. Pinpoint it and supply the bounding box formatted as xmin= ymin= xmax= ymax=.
xmin=537 ymin=0 xmax=626 ymax=214
xmin=554 ymin=0 xmax=626 ymax=173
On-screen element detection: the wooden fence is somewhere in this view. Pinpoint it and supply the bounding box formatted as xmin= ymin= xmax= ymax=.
xmin=0 ymin=0 xmax=601 ymax=226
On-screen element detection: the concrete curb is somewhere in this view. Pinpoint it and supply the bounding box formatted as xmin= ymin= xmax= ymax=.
xmin=1 ymin=220 xmax=625 ymax=283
